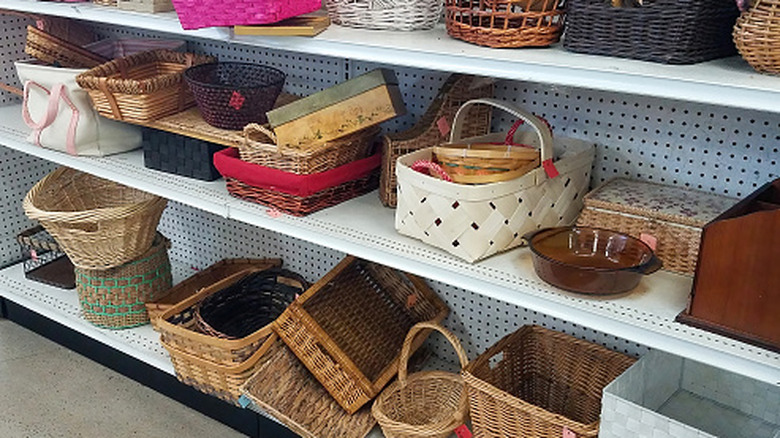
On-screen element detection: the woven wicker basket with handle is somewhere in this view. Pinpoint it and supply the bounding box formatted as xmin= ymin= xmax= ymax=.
xmin=734 ymin=0 xmax=780 ymax=74
xmin=373 ymin=322 xmax=470 ymax=438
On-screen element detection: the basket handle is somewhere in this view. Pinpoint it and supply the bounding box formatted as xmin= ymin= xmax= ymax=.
xmin=450 ymin=98 xmax=557 ymax=176
xmin=243 ymin=123 xmax=278 ymax=146
xmin=398 ymin=321 xmax=469 ymax=387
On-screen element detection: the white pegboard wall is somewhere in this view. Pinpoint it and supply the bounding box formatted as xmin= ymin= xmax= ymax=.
xmin=0 ymin=146 xmax=57 ymax=267
xmin=157 ymin=200 xmax=650 ymax=368
xmin=0 ymin=13 xmax=28 ymax=105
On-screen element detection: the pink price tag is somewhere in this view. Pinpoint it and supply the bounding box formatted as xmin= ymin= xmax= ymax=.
xmin=562 ymin=426 xmax=577 ymax=438
xmin=267 ymin=208 xmax=283 ymax=218
xmin=30 ymin=249 xmax=38 ymax=262
xmin=436 ymin=116 xmax=451 ymax=137
xmin=542 ymin=159 xmax=560 ymax=179
xmin=454 ymin=424 xmax=472 ymax=438
xmin=640 ymin=233 xmax=658 ymax=251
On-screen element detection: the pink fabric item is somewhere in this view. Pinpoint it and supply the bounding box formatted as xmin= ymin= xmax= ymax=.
xmin=170 ymin=0 xmax=322 ymax=30
xmin=22 ymin=81 xmax=80 ymax=156
xmin=213 ymin=147 xmax=381 ymax=197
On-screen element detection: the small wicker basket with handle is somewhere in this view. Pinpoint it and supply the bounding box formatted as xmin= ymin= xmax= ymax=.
xmin=372 ymin=322 xmax=470 ymax=438
xmin=734 ymin=0 xmax=780 ymax=74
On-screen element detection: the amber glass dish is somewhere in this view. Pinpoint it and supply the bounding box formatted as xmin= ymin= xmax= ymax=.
xmin=525 ymin=226 xmax=662 ymax=295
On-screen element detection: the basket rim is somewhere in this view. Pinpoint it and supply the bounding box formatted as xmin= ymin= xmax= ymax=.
xmin=183 ymin=61 xmax=286 ymax=91
xmin=160 ymin=331 xmax=277 ymax=373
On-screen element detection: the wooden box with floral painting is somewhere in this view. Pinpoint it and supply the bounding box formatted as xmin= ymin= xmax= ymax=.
xmin=265 ymin=68 xmax=405 ymax=148
xmin=576 ymin=178 xmax=737 ymax=276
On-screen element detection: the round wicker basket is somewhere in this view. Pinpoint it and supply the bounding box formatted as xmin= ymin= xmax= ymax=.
xmin=734 ymin=0 xmax=780 ymax=74
xmin=325 ymin=0 xmax=443 ymax=31
xmin=372 ymin=322 xmax=470 ymax=438
xmin=23 ymin=167 xmax=167 ymax=270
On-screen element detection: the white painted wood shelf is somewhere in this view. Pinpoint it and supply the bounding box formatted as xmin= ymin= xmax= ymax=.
xmin=2 ymin=0 xmax=780 ymax=113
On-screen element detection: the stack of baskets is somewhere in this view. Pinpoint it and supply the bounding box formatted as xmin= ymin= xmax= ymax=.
xmin=23 ymin=167 xmax=171 ymax=329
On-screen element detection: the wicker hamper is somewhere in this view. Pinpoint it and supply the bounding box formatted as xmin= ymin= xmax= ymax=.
xmin=564 ymin=0 xmax=739 ymax=64
xmin=76 ymin=233 xmax=172 ymax=329
xmin=275 ymin=256 xmax=450 ymax=414
xmin=76 ymin=50 xmax=215 ymax=123
xmin=380 ymin=74 xmax=493 ymax=208
xmin=576 ymin=178 xmax=737 ymax=276
xmin=395 ymin=98 xmax=594 ymax=263
xmin=463 ymin=325 xmax=636 ymax=438
xmin=23 ymin=167 xmax=167 ymax=270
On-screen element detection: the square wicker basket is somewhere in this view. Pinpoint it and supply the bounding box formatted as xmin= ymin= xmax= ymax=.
xmin=274 ymin=256 xmax=449 ymax=414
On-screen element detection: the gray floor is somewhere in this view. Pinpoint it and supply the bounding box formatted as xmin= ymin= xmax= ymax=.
xmin=0 ymin=318 xmax=246 ymax=438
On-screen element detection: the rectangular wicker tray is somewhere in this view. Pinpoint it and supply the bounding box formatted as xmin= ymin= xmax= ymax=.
xmin=274 ymin=255 xmax=449 ymax=414
xmin=240 ymin=337 xmax=376 ymax=438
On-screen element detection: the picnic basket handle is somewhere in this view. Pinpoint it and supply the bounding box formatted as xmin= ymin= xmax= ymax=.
xmin=398 ymin=321 xmax=469 ymax=387
xmin=449 ymin=98 xmax=554 ymax=164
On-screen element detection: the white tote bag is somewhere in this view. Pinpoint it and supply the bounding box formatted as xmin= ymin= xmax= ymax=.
xmin=15 ymin=60 xmax=141 ymax=156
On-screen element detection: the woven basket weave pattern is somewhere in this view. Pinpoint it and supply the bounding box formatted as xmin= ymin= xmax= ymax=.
xmin=380 ymin=74 xmax=493 ymax=207
xmin=76 ymin=234 xmax=172 ymax=329
xmin=170 ymin=0 xmax=321 ymax=29
xmin=734 ymin=0 xmax=780 ymax=74
xmin=564 ymin=0 xmax=739 ymax=64
xmin=117 ymin=0 xmax=174 ymax=12
xmin=25 ymin=25 xmax=108 ymax=69
xmin=275 ymin=257 xmax=449 ymax=414
xmin=325 ymin=0 xmax=443 ymax=31
xmin=23 ymin=167 xmax=167 ymax=270
xmin=445 ymin=0 xmax=565 ymax=48
xmin=464 ymin=325 xmax=636 ymax=438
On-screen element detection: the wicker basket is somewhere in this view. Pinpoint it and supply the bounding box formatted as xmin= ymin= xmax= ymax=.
xmin=155 ymin=259 xmax=284 ymax=366
xmin=445 ymin=0 xmax=564 ymax=48
xmin=380 ymin=74 xmax=493 ymax=207
xmin=325 ymin=0 xmax=443 ymax=31
xmin=17 ymin=225 xmax=75 ymax=290
xmin=76 ymin=233 xmax=172 ymax=329
xmin=25 ymin=25 xmax=108 ymax=69
xmin=142 ymin=128 xmax=224 ymax=181
xmin=240 ymin=338 xmax=378 ymax=438
xmin=184 ymin=62 xmax=286 ymax=130
xmin=564 ymin=0 xmax=739 ymax=64
xmin=117 ymin=0 xmax=175 ymax=12
xmin=23 ymin=167 xmax=168 ymax=270
xmin=734 ymin=0 xmax=780 ymax=74
xmin=193 ymin=268 xmax=307 ymax=339
xmin=275 ymin=256 xmax=450 ymax=414
xmin=395 ymin=98 xmax=594 ymax=263
xmin=146 ymin=258 xmax=276 ymax=329
xmin=76 ymin=50 xmax=215 ymax=123
xmin=239 ymin=124 xmax=379 ymax=174
xmin=372 ymin=322 xmax=470 ymax=438
xmin=93 ymin=0 xmax=118 ymax=6
xmin=170 ymin=0 xmax=321 ymax=30
xmin=463 ymin=325 xmax=636 ymax=438
xmin=215 ymin=147 xmax=381 ymax=217
xmin=432 ymin=136 xmax=541 ymax=184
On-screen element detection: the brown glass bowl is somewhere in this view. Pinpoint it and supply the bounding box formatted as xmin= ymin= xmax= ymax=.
xmin=524 ymin=226 xmax=662 ymax=295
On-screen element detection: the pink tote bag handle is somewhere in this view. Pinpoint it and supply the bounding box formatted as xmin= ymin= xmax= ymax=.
xmin=22 ymin=81 xmax=80 ymax=156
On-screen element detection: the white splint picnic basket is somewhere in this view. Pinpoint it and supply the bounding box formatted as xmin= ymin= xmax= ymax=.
xmin=395 ymin=98 xmax=595 ymax=263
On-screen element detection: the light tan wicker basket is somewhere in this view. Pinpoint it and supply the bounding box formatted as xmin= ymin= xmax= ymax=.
xmin=117 ymin=0 xmax=174 ymax=12
xmin=275 ymin=256 xmax=450 ymax=414
xmin=734 ymin=0 xmax=780 ymax=74
xmin=23 ymin=167 xmax=167 ymax=270
xmin=76 ymin=50 xmax=214 ymax=123
xmin=325 ymin=0 xmax=443 ymax=30
xmin=380 ymin=74 xmax=493 ymax=207
xmin=239 ymin=123 xmax=379 ymax=174
xmin=372 ymin=322 xmax=470 ymax=438
xmin=463 ymin=325 xmax=636 ymax=438
xmin=25 ymin=25 xmax=108 ymax=69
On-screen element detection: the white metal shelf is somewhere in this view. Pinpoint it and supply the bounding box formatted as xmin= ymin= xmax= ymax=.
xmin=0 ymin=104 xmax=777 ymax=385
xmin=3 ymin=0 xmax=780 ymax=113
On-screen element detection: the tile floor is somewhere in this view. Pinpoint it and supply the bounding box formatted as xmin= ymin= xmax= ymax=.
xmin=0 ymin=318 xmax=246 ymax=437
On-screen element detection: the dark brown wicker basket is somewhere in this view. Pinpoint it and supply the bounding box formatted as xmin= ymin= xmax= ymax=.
xmin=194 ymin=268 xmax=307 ymax=339
xmin=563 ymin=0 xmax=739 ymax=64
xmin=184 ymin=62 xmax=285 ymax=130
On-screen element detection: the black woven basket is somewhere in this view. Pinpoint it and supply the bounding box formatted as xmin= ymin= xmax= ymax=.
xmin=563 ymin=0 xmax=739 ymax=64
xmin=142 ymin=128 xmax=224 ymax=181
xmin=194 ymin=268 xmax=308 ymax=339
xmin=184 ymin=62 xmax=286 ymax=130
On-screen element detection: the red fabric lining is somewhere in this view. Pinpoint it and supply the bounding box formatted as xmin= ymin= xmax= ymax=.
xmin=213 ymin=147 xmax=381 ymax=197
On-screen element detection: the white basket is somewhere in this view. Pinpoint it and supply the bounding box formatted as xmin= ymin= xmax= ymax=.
xmin=395 ymin=98 xmax=595 ymax=263
xmin=325 ymin=0 xmax=443 ymax=31
xmin=601 ymin=350 xmax=780 ymax=438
